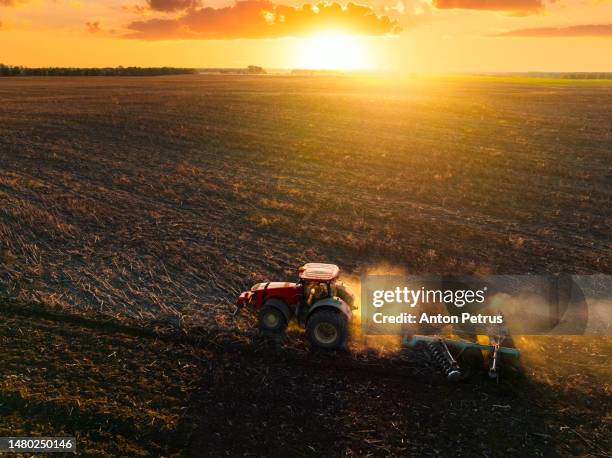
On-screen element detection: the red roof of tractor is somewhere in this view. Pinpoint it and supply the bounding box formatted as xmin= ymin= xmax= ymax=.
xmin=298 ymin=263 xmax=340 ymax=281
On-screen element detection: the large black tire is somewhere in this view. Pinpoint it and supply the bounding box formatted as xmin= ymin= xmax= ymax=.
xmin=306 ymin=310 xmax=348 ymax=350
xmin=258 ymin=303 xmax=288 ymax=334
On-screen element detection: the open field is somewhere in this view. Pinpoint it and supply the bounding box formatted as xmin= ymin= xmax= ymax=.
xmin=0 ymin=75 xmax=611 ymax=455
xmin=2 ymin=300 xmax=610 ymax=456
xmin=1 ymin=75 xmax=611 ymax=317
xmin=1 ymin=301 xmax=610 ymax=456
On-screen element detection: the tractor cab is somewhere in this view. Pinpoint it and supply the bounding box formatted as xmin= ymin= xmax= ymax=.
xmin=298 ymin=263 xmax=355 ymax=312
xmin=298 ymin=263 xmax=339 ymax=306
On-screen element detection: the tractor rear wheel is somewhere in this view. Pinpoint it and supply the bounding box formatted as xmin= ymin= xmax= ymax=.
xmin=258 ymin=305 xmax=288 ymax=334
xmin=306 ymin=310 xmax=347 ymax=349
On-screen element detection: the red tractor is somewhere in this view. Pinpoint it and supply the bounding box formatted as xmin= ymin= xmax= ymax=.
xmin=236 ymin=263 xmax=355 ymax=349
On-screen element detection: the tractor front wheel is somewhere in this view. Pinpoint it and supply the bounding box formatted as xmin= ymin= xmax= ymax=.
xmin=306 ymin=310 xmax=347 ymax=349
xmin=258 ymin=305 xmax=288 ymax=334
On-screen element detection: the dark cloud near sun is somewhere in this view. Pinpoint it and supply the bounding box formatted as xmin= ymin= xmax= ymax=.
xmin=0 ymin=0 xmax=25 ymax=6
xmin=126 ymin=1 xmax=401 ymax=40
xmin=86 ymin=21 xmax=102 ymax=33
xmin=494 ymin=23 xmax=612 ymax=37
xmin=433 ymin=0 xmax=545 ymax=13
xmin=147 ymin=0 xmax=202 ymax=12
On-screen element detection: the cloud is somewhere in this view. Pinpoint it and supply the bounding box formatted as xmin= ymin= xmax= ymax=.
xmin=86 ymin=21 xmax=102 ymax=33
xmin=432 ymin=0 xmax=544 ymax=12
xmin=494 ymin=23 xmax=612 ymax=37
xmin=126 ymin=1 xmax=402 ymax=40
xmin=148 ymin=0 xmax=201 ymax=12
xmin=0 ymin=0 xmax=25 ymax=6
xmin=122 ymin=4 xmax=150 ymax=15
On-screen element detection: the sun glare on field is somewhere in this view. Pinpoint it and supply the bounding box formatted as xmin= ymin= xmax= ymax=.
xmin=295 ymin=32 xmax=370 ymax=71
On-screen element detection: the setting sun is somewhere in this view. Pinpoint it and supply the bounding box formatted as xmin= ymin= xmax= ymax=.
xmin=295 ymin=33 xmax=371 ymax=70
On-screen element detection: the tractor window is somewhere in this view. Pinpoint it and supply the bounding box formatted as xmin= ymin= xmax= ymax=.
xmin=335 ymin=281 xmax=355 ymax=309
xmin=305 ymin=282 xmax=328 ymax=305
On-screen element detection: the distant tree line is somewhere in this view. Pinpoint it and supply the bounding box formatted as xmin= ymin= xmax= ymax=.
xmin=197 ymin=65 xmax=267 ymax=75
xmin=558 ymin=72 xmax=612 ymax=80
xmin=0 ymin=64 xmax=198 ymax=77
xmin=513 ymin=72 xmax=612 ymax=80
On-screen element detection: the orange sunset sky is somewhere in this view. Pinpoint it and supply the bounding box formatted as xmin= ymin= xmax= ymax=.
xmin=0 ymin=0 xmax=611 ymax=71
